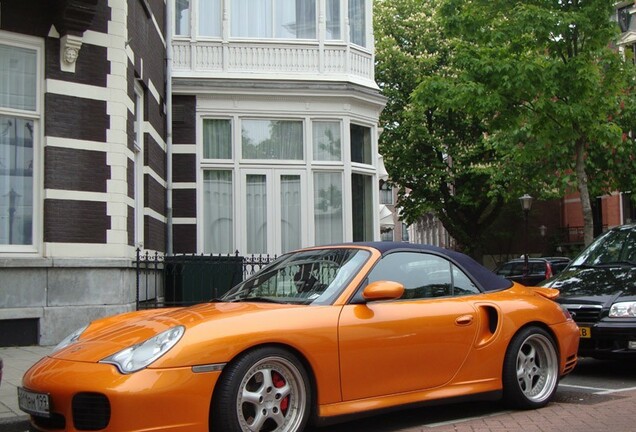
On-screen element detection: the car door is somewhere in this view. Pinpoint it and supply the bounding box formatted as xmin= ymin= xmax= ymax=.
xmin=338 ymin=251 xmax=480 ymax=401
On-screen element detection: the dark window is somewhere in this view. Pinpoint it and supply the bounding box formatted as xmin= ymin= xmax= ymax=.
xmin=367 ymin=251 xmax=479 ymax=300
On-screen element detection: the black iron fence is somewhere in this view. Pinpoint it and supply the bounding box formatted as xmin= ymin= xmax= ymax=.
xmin=135 ymin=250 xmax=275 ymax=310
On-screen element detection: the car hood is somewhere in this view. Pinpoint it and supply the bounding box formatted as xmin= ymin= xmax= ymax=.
xmin=544 ymin=265 xmax=636 ymax=305
xmin=50 ymin=302 xmax=304 ymax=363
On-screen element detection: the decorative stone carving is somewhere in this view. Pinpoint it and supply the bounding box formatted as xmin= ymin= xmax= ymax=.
xmin=60 ymin=34 xmax=83 ymax=73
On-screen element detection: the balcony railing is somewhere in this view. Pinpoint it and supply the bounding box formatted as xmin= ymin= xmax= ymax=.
xmin=172 ymin=40 xmax=375 ymax=84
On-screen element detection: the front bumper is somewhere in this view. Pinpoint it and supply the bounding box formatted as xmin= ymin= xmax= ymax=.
xmin=22 ymin=356 xmax=220 ymax=432
xmin=576 ymin=320 xmax=636 ymax=359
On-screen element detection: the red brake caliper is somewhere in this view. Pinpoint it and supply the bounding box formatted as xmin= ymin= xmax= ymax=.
xmin=272 ymin=372 xmax=289 ymax=414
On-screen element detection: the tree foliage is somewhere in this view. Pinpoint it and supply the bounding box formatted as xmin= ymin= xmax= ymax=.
xmin=432 ymin=0 xmax=636 ymax=244
xmin=375 ymin=0 xmax=508 ymax=258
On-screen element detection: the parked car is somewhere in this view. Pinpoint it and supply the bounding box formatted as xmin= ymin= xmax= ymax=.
xmin=541 ymin=224 xmax=636 ymax=359
xmin=20 ymin=243 xmax=579 ymax=432
xmin=495 ymin=257 xmax=571 ymax=286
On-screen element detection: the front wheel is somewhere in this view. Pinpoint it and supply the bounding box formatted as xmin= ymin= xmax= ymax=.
xmin=212 ymin=347 xmax=311 ymax=432
xmin=502 ymin=326 xmax=559 ymax=409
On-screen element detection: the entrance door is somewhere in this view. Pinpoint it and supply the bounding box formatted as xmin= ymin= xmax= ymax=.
xmin=240 ymin=169 xmax=306 ymax=255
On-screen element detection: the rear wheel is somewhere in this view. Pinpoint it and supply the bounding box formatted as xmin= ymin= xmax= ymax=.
xmin=212 ymin=347 xmax=311 ymax=432
xmin=502 ymin=326 xmax=559 ymax=409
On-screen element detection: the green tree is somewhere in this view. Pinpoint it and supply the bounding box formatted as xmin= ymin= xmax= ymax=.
xmin=375 ymin=0 xmax=508 ymax=259
xmin=434 ymin=0 xmax=636 ymax=245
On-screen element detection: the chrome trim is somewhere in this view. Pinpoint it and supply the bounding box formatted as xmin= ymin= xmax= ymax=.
xmin=192 ymin=363 xmax=226 ymax=373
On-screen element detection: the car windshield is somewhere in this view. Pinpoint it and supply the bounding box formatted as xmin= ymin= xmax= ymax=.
xmin=221 ymin=248 xmax=371 ymax=305
xmin=570 ymin=227 xmax=636 ymax=267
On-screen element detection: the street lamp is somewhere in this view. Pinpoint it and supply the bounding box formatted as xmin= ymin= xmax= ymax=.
xmin=519 ymin=194 xmax=533 ymax=284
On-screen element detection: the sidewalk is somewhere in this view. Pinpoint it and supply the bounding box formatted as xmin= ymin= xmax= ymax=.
xmin=0 ymin=346 xmax=51 ymax=432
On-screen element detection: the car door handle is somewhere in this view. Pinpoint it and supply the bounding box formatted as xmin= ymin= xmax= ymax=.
xmin=455 ymin=315 xmax=474 ymax=326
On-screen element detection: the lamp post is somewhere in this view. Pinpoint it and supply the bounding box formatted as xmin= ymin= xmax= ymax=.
xmin=519 ymin=194 xmax=533 ymax=284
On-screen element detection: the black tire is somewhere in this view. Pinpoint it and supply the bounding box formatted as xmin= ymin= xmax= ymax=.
xmin=212 ymin=347 xmax=312 ymax=432
xmin=502 ymin=326 xmax=559 ymax=409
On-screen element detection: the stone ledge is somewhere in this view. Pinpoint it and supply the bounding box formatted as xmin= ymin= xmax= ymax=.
xmin=0 ymin=257 xmax=134 ymax=268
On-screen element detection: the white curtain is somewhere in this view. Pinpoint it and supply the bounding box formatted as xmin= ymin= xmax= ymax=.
xmin=0 ymin=44 xmax=36 ymax=111
xmin=348 ymin=0 xmax=366 ymax=47
xmin=203 ymin=170 xmax=234 ymax=253
xmin=275 ymin=0 xmax=316 ymax=39
xmin=280 ymin=175 xmax=301 ymax=253
xmin=314 ymin=172 xmax=343 ymax=245
xmin=0 ymin=116 xmax=34 ymax=245
xmin=199 ymin=0 xmax=221 ymax=36
xmin=203 ymin=119 xmax=231 ymax=159
xmin=232 ymin=0 xmax=272 ymax=37
xmin=313 ymin=121 xmax=341 ymax=161
xmin=246 ymin=174 xmax=267 ymax=253
xmin=242 ymin=119 xmax=303 ymax=160
xmin=326 ymin=0 xmax=341 ymax=40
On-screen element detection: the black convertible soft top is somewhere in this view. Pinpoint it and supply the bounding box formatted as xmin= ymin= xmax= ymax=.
xmin=342 ymin=242 xmax=513 ymax=292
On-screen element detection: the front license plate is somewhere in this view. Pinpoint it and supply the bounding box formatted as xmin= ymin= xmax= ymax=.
xmin=17 ymin=387 xmax=50 ymax=417
xmin=579 ymin=326 xmax=591 ymax=339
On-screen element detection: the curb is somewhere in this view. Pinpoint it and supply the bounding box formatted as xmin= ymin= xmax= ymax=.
xmin=0 ymin=416 xmax=29 ymax=432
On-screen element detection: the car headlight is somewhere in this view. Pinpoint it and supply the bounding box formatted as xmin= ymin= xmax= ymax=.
xmin=609 ymin=302 xmax=636 ymax=318
xmin=53 ymin=324 xmax=89 ymax=353
xmin=100 ymin=326 xmax=185 ymax=374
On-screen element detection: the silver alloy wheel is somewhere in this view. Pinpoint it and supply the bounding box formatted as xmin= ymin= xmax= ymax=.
xmin=515 ymin=333 xmax=558 ymax=403
xmin=236 ymin=355 xmax=307 ymax=432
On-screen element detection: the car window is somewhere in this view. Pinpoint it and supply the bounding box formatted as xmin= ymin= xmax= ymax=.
xmin=573 ymin=228 xmax=636 ymax=266
xmin=223 ymin=248 xmax=370 ymax=305
xmin=529 ymin=261 xmax=546 ymax=275
xmin=367 ymin=252 xmax=479 ymax=299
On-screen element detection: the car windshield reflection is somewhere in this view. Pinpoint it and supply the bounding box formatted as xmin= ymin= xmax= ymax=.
xmin=221 ymin=248 xmax=371 ymax=305
xmin=570 ymin=227 xmax=636 ymax=268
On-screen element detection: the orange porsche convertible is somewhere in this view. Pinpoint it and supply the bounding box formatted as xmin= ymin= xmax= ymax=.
xmin=20 ymin=242 xmax=579 ymax=432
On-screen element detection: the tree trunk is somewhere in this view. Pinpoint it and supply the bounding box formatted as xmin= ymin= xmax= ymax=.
xmin=575 ymin=139 xmax=594 ymax=246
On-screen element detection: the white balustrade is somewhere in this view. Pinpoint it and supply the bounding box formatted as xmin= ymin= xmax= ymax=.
xmin=172 ymin=40 xmax=374 ymax=82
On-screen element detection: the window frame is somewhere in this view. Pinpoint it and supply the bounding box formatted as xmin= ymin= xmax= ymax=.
xmin=0 ymin=31 xmax=43 ymax=254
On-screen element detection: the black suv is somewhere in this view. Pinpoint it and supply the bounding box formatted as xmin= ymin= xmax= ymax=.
xmin=495 ymin=257 xmax=571 ymax=286
xmin=541 ymin=224 xmax=636 ymax=359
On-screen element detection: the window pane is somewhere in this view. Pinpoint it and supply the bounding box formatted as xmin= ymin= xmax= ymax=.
xmin=326 ymin=0 xmax=341 ymax=39
xmin=379 ymin=181 xmax=392 ymax=204
xmin=203 ymin=170 xmax=234 ymax=253
xmin=281 ymin=175 xmax=301 ymax=253
xmin=349 ymin=0 xmax=366 ymax=47
xmin=313 ymin=121 xmax=341 ymax=161
xmin=314 ymin=172 xmax=343 ymax=245
xmin=350 ymin=123 xmax=371 ymax=164
xmin=199 ymin=0 xmax=221 ymax=36
xmin=0 ymin=44 xmax=37 ymax=111
xmin=276 ymin=0 xmax=316 ymax=38
xmin=175 ymin=0 xmax=191 ymax=36
xmin=203 ymin=119 xmax=232 ymax=159
xmin=242 ymin=119 xmax=303 ymax=160
xmin=352 ymin=173 xmax=373 ymax=241
xmin=452 ymin=264 xmax=480 ymax=296
xmin=232 ymin=0 xmax=272 ymax=37
xmin=402 ymin=222 xmax=410 ymax=241
xmin=367 ymin=252 xmax=452 ymax=299
xmin=0 ymin=115 xmax=34 ymax=245
xmin=381 ymin=229 xmax=393 ymax=241
xmin=246 ymin=174 xmax=267 ymax=253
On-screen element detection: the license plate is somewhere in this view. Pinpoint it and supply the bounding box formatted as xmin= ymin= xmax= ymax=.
xmin=17 ymin=387 xmax=50 ymax=417
xmin=579 ymin=326 xmax=591 ymax=339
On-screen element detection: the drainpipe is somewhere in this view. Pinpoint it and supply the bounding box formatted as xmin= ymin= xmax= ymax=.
xmin=166 ymin=0 xmax=174 ymax=255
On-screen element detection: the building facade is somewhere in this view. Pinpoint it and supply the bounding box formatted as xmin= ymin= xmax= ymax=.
xmin=0 ymin=0 xmax=385 ymax=346
xmin=1 ymin=0 xmax=167 ymax=346
xmin=169 ymin=0 xmax=386 ymax=256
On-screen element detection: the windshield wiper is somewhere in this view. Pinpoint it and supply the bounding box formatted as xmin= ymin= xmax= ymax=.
xmin=229 ymin=296 xmax=284 ymax=304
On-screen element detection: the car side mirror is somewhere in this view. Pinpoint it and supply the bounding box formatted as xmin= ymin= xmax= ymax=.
xmin=362 ymin=281 xmax=405 ymax=302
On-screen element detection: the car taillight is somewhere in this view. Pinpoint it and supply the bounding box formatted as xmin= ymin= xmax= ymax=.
xmin=545 ymin=264 xmax=553 ymax=280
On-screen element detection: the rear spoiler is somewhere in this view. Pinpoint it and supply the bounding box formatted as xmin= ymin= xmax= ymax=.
xmin=532 ymin=287 xmax=560 ymax=300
